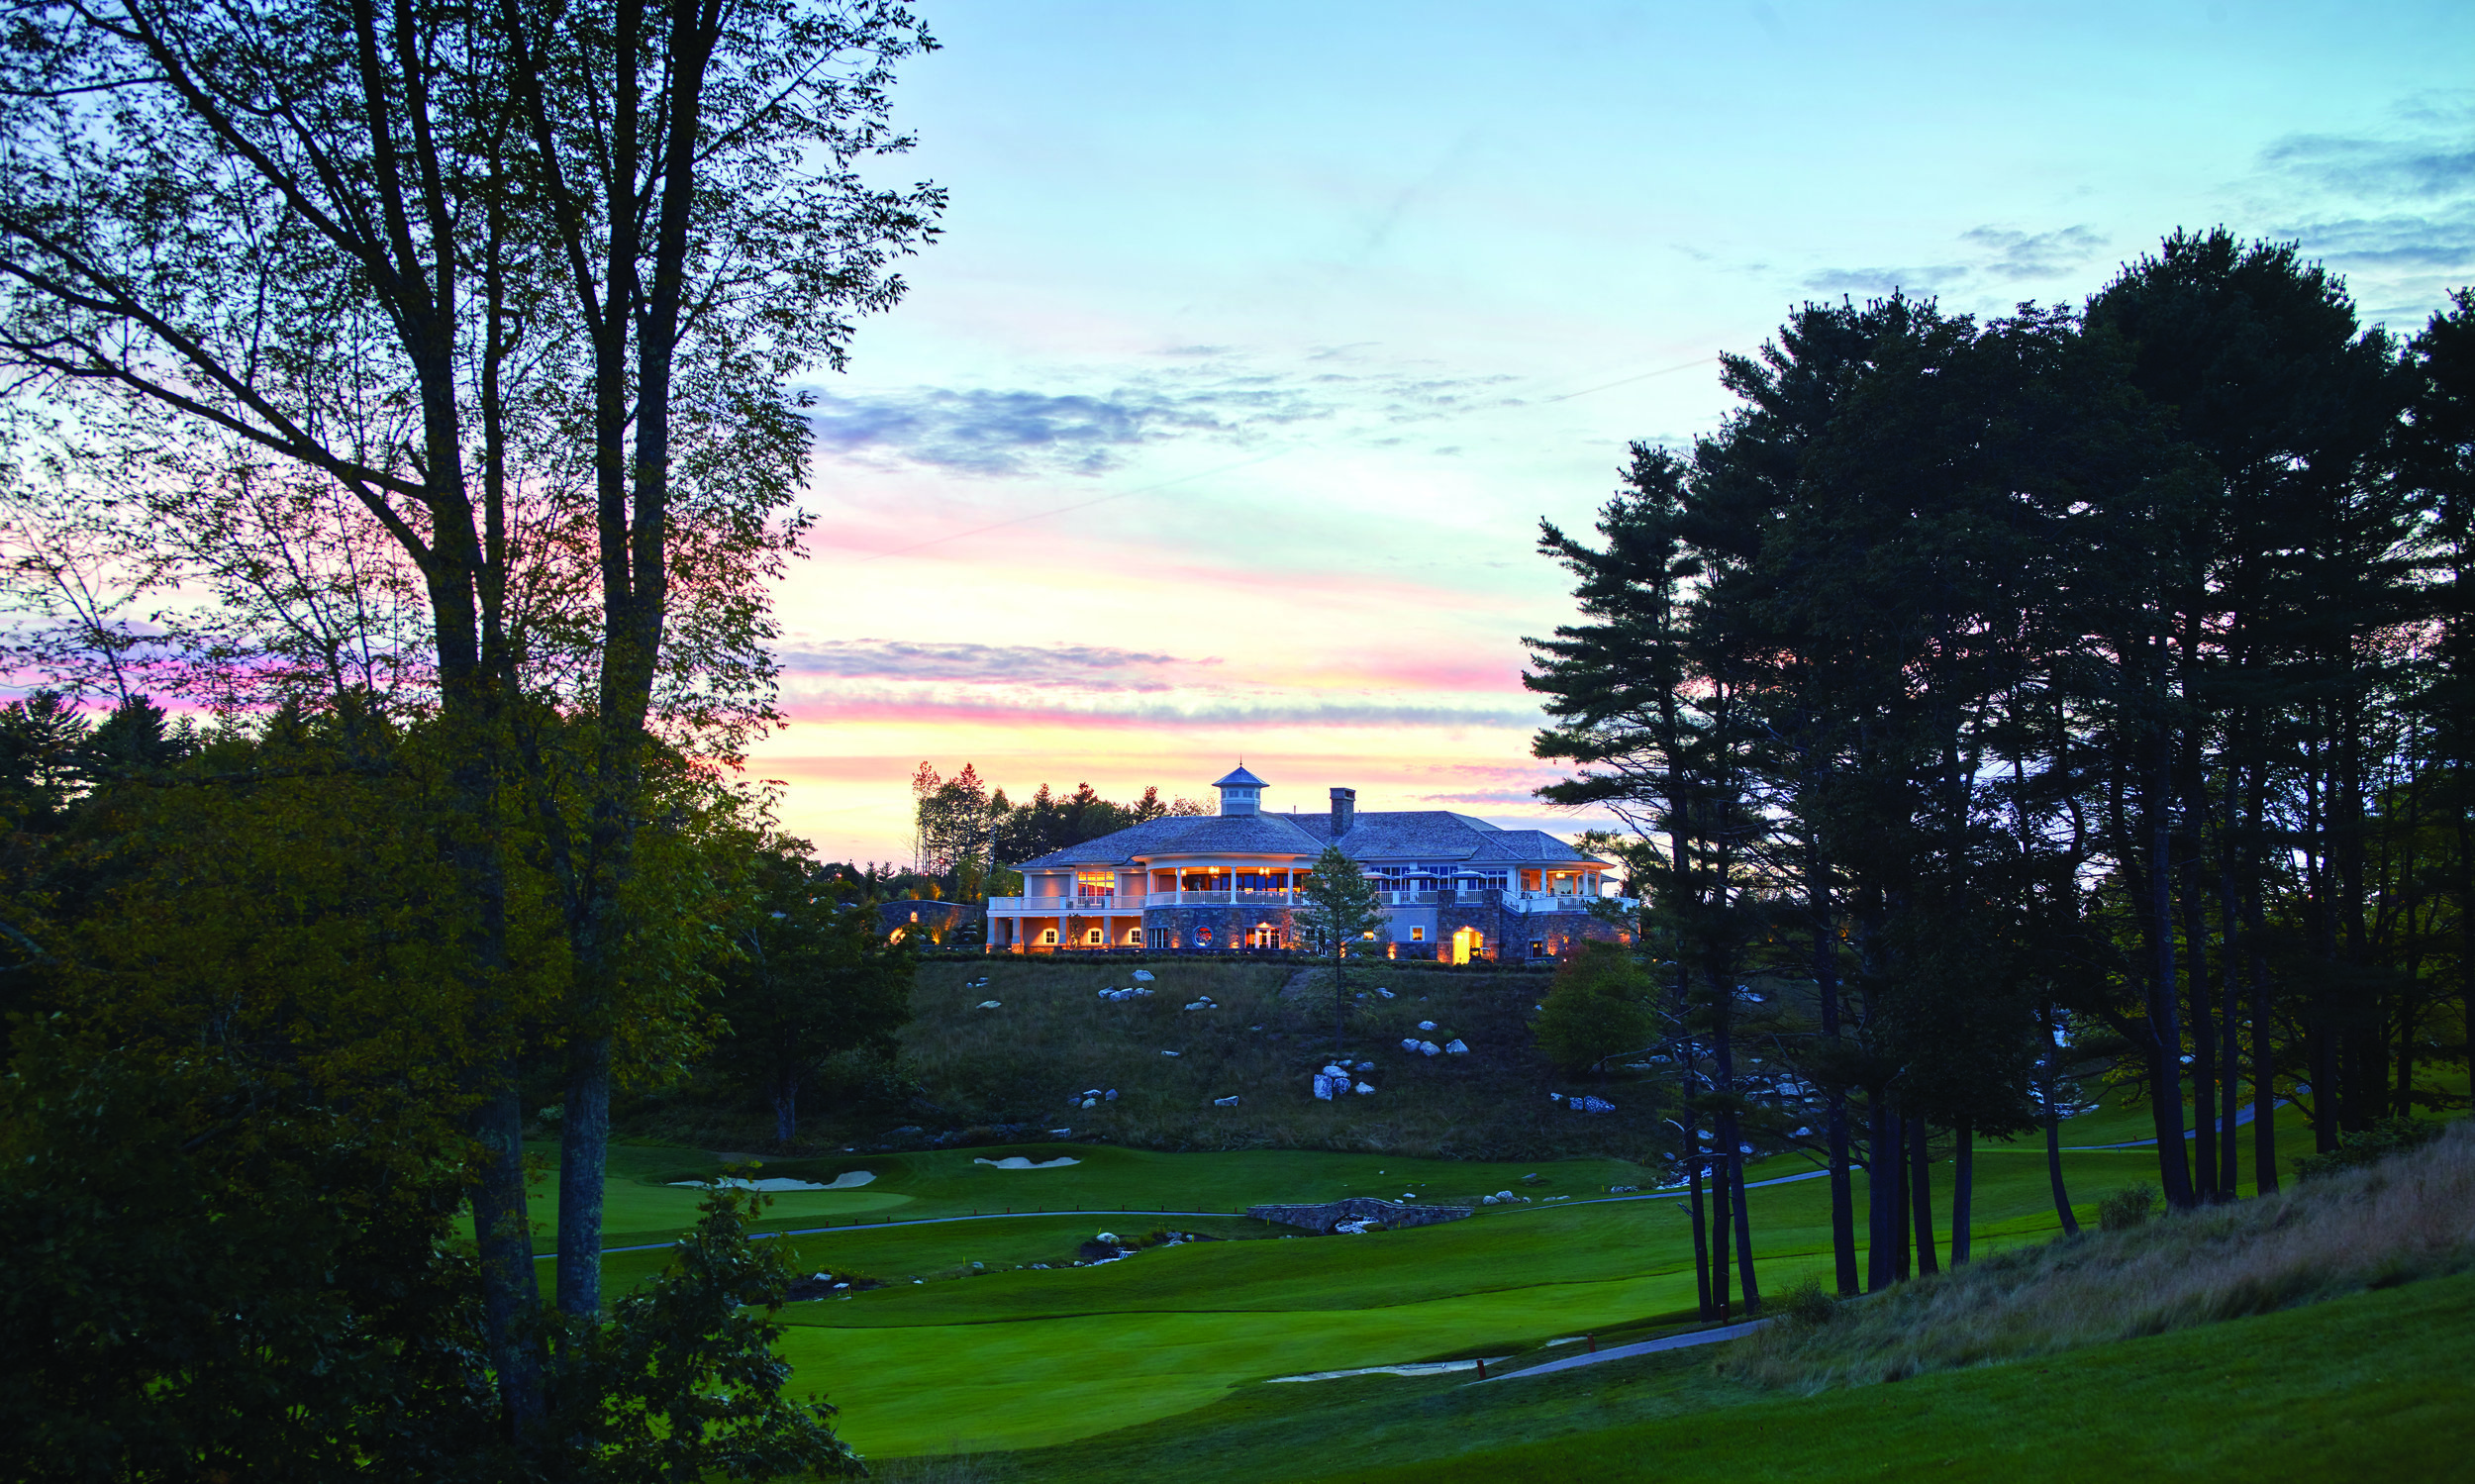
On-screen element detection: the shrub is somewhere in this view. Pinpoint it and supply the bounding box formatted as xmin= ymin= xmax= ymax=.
xmin=1532 ymin=941 xmax=1655 ymax=1076
xmin=2293 ymin=1116 xmax=2445 ymax=1181
xmin=1776 ymin=1274 xmax=1837 ymax=1326
xmin=2097 ymin=1185 xmax=2156 ymax=1232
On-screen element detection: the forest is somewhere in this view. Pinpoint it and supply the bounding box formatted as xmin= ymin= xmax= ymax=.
xmin=1528 ymin=231 xmax=2473 ymax=1311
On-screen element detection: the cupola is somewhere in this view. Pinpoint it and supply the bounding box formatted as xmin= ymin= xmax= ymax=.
xmin=1213 ymin=764 xmax=1267 ymax=817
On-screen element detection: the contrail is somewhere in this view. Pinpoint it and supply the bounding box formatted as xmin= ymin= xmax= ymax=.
xmin=1535 ymin=354 xmax=1718 ymax=404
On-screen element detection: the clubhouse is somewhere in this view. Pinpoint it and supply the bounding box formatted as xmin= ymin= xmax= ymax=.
xmin=985 ymin=767 xmax=1632 ymax=962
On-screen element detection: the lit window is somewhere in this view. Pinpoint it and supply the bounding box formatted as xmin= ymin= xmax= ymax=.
xmin=1085 ymin=927 xmax=1105 ymax=944
xmin=1040 ymin=929 xmax=1058 ymax=945
xmin=1411 ymin=927 xmax=1425 ymax=941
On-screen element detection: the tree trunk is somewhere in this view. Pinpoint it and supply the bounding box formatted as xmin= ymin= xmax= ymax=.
xmin=1826 ymin=1092 xmax=1857 ymax=1297
xmin=1812 ymin=842 xmax=1859 ymax=1296
xmin=2044 ymin=1107 xmax=2079 ymax=1236
xmin=1712 ymin=973 xmax=1757 ymax=1312
xmin=1730 ymin=1145 xmax=1760 ymax=1314
xmin=1950 ymin=1121 xmax=1973 ymax=1264
xmin=1909 ymin=1113 xmax=1937 ymax=1276
xmin=1709 ymin=1153 xmax=1732 ymax=1321
xmin=2146 ymin=767 xmax=2197 ymax=1207
xmin=2184 ymin=872 xmax=2218 ymax=1200
xmin=1333 ymin=948 xmax=1346 ymax=1052
xmin=2218 ymin=819 xmax=2243 ymax=1196
xmin=773 ymin=1077 xmax=800 ymax=1147
xmin=1866 ymin=1097 xmax=1894 ymax=1293
xmin=1890 ymin=1110 xmax=1912 ymax=1283
xmin=2245 ymin=764 xmax=2280 ymax=1195
xmin=1688 ymin=1159 xmax=1714 ymax=1321
xmin=468 ymin=1078 xmax=544 ymax=1434
xmin=556 ymin=1036 xmax=614 ymax=1318
xmin=2461 ymin=810 xmax=2474 ymax=1116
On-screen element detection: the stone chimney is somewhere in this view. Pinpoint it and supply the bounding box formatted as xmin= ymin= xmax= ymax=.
xmin=1329 ymin=787 xmax=1355 ymax=839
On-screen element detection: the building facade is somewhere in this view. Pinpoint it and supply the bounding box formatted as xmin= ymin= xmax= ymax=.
xmin=984 ymin=767 xmax=1633 ymax=962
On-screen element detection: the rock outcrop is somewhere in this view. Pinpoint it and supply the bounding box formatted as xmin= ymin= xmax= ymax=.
xmin=1244 ymin=1196 xmax=1473 ymax=1234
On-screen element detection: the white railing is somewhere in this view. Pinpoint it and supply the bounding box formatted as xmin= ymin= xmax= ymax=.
xmin=985 ymin=893 xmax=1149 ymax=913
xmin=986 ymin=889 xmax=1634 ymax=917
xmin=1508 ymin=891 xmax=1634 ymax=914
xmin=1143 ymin=888 xmax=1302 ymax=907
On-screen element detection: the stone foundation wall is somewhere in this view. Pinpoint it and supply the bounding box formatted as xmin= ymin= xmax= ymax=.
xmin=1244 ymin=1196 xmax=1473 ymax=1234
xmin=1144 ymin=904 xmax=1296 ymax=950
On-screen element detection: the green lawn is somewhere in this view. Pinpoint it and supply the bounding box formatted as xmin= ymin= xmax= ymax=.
xmin=521 ymin=1091 xmax=2329 ymax=1460
xmin=745 ymin=1102 xmax=2322 ymax=1456
xmin=525 ymin=1138 xmax=1663 ymax=1253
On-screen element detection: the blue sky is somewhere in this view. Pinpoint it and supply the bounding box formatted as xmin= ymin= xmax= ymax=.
xmin=760 ymin=1 xmax=2475 ymax=860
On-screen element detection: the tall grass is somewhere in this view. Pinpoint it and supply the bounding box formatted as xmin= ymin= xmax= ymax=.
xmin=1726 ymin=1119 xmax=2475 ymax=1390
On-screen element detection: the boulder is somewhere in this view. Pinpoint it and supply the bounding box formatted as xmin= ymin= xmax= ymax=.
xmin=1161 ymin=1049 xmax=1180 ymax=1057
xmin=1608 ymin=1184 xmax=1640 ymax=1194
xmin=1104 ymin=1089 xmax=1119 ymax=1101
xmin=1417 ymin=1020 xmax=1437 ymax=1032
xmin=1244 ymin=1196 xmax=1472 ymax=1234
xmin=1132 ymin=969 xmax=1155 ymax=982
xmin=1443 ymin=1039 xmax=1468 ymax=1054
xmin=1400 ymin=1038 xmax=1421 ymax=1052
xmin=976 ymin=1000 xmax=1002 ymax=1009
xmin=1375 ymin=987 xmax=1395 ymax=999
xmin=1353 ymin=1081 xmax=1375 ymax=1095
xmin=1214 ymin=1095 xmax=1240 ymax=1107
xmin=1313 ymin=1073 xmax=1336 ymax=1101
xmin=1417 ymin=1040 xmax=1441 ymax=1056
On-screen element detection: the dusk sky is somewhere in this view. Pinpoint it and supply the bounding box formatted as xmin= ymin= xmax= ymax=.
xmin=758 ymin=0 xmax=2475 ymax=862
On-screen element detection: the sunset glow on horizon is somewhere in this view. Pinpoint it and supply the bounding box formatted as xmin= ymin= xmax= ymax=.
xmin=750 ymin=1 xmax=2474 ymax=862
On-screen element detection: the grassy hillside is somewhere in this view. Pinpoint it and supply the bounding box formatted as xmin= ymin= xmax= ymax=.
xmin=900 ymin=956 xmax=1637 ymax=1159
xmin=614 ymin=954 xmax=1675 ymax=1160
xmin=1059 ymin=1267 xmax=2475 ymax=1484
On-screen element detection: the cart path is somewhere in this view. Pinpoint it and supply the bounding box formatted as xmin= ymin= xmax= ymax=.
xmin=1468 ymin=1318 xmax=1769 ymax=1383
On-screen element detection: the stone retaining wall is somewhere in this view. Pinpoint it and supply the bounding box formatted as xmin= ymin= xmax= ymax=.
xmin=1244 ymin=1196 xmax=1473 ymax=1234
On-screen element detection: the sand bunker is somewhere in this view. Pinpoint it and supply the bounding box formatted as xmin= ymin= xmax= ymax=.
xmin=671 ymin=1171 xmax=876 ymax=1192
xmin=971 ymin=1155 xmax=1082 ymax=1170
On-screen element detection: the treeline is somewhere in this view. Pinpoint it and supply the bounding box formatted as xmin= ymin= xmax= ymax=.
xmin=909 ymin=761 xmax=1210 ymax=894
xmin=1530 ymin=230 xmax=2471 ymax=1310
xmin=0 ymin=692 xmax=916 ymax=1470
